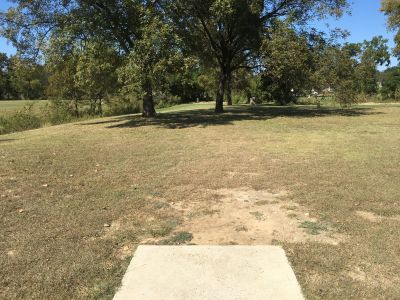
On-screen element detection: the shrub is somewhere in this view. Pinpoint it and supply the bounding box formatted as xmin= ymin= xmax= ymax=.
xmin=0 ymin=106 xmax=43 ymax=134
xmin=335 ymin=80 xmax=358 ymax=108
xmin=43 ymin=100 xmax=76 ymax=124
xmin=105 ymin=96 xmax=141 ymax=116
xmin=155 ymin=94 xmax=180 ymax=109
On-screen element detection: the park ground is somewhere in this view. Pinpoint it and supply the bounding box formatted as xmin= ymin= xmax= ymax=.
xmin=0 ymin=100 xmax=48 ymax=115
xmin=1 ymin=103 xmax=400 ymax=299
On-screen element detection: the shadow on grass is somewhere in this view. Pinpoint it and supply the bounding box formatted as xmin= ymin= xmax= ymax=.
xmin=0 ymin=138 xmax=16 ymax=143
xmin=81 ymin=105 xmax=382 ymax=130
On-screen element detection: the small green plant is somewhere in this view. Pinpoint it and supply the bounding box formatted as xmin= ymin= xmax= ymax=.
xmin=283 ymin=205 xmax=298 ymax=211
xmin=299 ymin=221 xmax=328 ymax=235
xmin=149 ymin=219 xmax=180 ymax=238
xmin=152 ymin=201 xmax=171 ymax=210
xmin=158 ymin=231 xmax=193 ymax=245
xmin=188 ymin=209 xmax=220 ymax=219
xmin=254 ymin=200 xmax=270 ymax=206
xmin=250 ymin=211 xmax=265 ymax=221
xmin=235 ymin=225 xmax=249 ymax=232
xmin=115 ymin=190 xmax=126 ymax=198
xmin=202 ymin=209 xmax=220 ymax=216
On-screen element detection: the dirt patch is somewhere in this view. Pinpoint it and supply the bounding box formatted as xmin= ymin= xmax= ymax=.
xmin=115 ymin=243 xmax=135 ymax=261
xmin=355 ymin=211 xmax=400 ymax=223
xmin=172 ymin=187 xmax=343 ymax=245
xmin=7 ymin=250 xmax=17 ymax=258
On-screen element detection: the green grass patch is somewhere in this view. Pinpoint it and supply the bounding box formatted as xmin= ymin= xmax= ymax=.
xmin=299 ymin=221 xmax=328 ymax=235
xmin=250 ymin=211 xmax=265 ymax=220
xmin=158 ymin=231 xmax=193 ymax=245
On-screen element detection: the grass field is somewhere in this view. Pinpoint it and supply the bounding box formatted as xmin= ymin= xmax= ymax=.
xmin=0 ymin=100 xmax=49 ymax=115
xmin=1 ymin=103 xmax=400 ymax=299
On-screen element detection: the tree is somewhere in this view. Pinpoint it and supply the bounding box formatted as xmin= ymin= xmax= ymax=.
xmin=356 ymin=36 xmax=390 ymax=96
xmin=167 ymin=58 xmax=208 ymax=103
xmin=380 ymin=67 xmax=400 ymax=99
xmin=46 ymin=40 xmax=83 ymax=117
xmin=75 ymin=41 xmax=119 ymax=115
xmin=47 ymin=57 xmax=82 ymax=117
xmin=169 ymin=0 xmax=262 ymax=112
xmin=170 ymin=0 xmax=348 ymax=113
xmin=231 ymin=69 xmax=261 ymax=103
xmin=315 ymin=43 xmax=359 ymax=107
xmin=260 ymin=22 xmax=312 ymax=104
xmin=118 ymin=9 xmax=180 ymax=116
xmin=381 ymin=0 xmax=400 ymax=57
xmin=0 ymin=0 xmax=166 ymax=117
xmin=8 ymin=56 xmax=47 ymax=99
xmin=0 ymin=53 xmax=12 ymax=99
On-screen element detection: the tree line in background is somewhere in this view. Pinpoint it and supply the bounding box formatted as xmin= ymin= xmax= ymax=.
xmin=0 ymin=0 xmax=400 ymax=119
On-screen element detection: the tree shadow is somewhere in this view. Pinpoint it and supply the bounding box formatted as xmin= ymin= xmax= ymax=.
xmin=104 ymin=105 xmax=382 ymax=130
xmin=0 ymin=138 xmax=16 ymax=143
xmin=79 ymin=118 xmax=126 ymax=126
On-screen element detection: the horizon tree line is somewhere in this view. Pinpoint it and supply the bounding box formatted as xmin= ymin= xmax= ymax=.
xmin=0 ymin=0 xmax=399 ymax=115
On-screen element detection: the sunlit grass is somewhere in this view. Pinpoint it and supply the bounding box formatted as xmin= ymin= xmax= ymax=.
xmin=1 ymin=103 xmax=399 ymax=299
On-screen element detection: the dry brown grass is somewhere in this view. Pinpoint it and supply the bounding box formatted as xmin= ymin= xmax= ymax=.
xmin=1 ymin=103 xmax=400 ymax=299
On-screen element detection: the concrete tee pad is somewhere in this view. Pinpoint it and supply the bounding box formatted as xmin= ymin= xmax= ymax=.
xmin=113 ymin=245 xmax=304 ymax=300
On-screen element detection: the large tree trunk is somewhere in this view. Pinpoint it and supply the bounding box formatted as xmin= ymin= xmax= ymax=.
xmin=215 ymin=72 xmax=227 ymax=113
xmin=142 ymin=79 xmax=156 ymax=117
xmin=226 ymin=72 xmax=233 ymax=106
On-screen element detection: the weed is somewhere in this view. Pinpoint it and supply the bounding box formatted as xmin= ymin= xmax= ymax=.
xmin=152 ymin=201 xmax=171 ymax=210
xmin=149 ymin=219 xmax=180 ymax=238
xmin=283 ymin=205 xmax=298 ymax=211
xmin=250 ymin=211 xmax=265 ymax=221
xmin=254 ymin=200 xmax=270 ymax=206
xmin=158 ymin=231 xmax=193 ymax=245
xmin=299 ymin=221 xmax=328 ymax=235
xmin=235 ymin=225 xmax=249 ymax=232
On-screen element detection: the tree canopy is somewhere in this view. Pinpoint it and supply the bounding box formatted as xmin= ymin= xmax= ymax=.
xmin=1 ymin=0 xmax=350 ymax=114
xmin=381 ymin=0 xmax=400 ymax=57
xmin=169 ymin=0 xmax=349 ymax=112
xmin=3 ymin=0 xmax=398 ymax=113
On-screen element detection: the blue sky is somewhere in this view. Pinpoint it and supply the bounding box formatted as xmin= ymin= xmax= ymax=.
xmin=0 ymin=0 xmax=398 ymax=68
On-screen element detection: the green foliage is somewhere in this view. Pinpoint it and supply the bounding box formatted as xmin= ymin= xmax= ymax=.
xmin=43 ymin=99 xmax=77 ymax=125
xmin=311 ymin=43 xmax=359 ymax=107
xmin=299 ymin=221 xmax=328 ymax=235
xmin=8 ymin=56 xmax=47 ymax=100
xmin=170 ymin=0 xmax=264 ymax=111
xmin=1 ymin=0 xmax=353 ymax=114
xmin=261 ymin=22 xmax=312 ymax=104
xmin=381 ymin=0 xmax=400 ymax=57
xmin=166 ymin=59 xmax=209 ymax=103
xmin=105 ymin=96 xmax=141 ymax=116
xmin=0 ymin=52 xmax=14 ymax=99
xmin=118 ymin=10 xmax=180 ymax=113
xmin=75 ymin=41 xmax=119 ymax=115
xmin=158 ymin=231 xmax=193 ymax=245
xmin=232 ymin=70 xmax=263 ymax=103
xmin=331 ymin=45 xmax=359 ymax=107
xmin=356 ymin=36 xmax=390 ymax=95
xmin=0 ymin=104 xmax=43 ymax=134
xmin=380 ymin=67 xmax=400 ymax=100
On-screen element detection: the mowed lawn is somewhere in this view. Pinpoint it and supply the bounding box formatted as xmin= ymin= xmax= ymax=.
xmin=0 ymin=100 xmax=49 ymax=117
xmin=1 ymin=104 xmax=400 ymax=299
